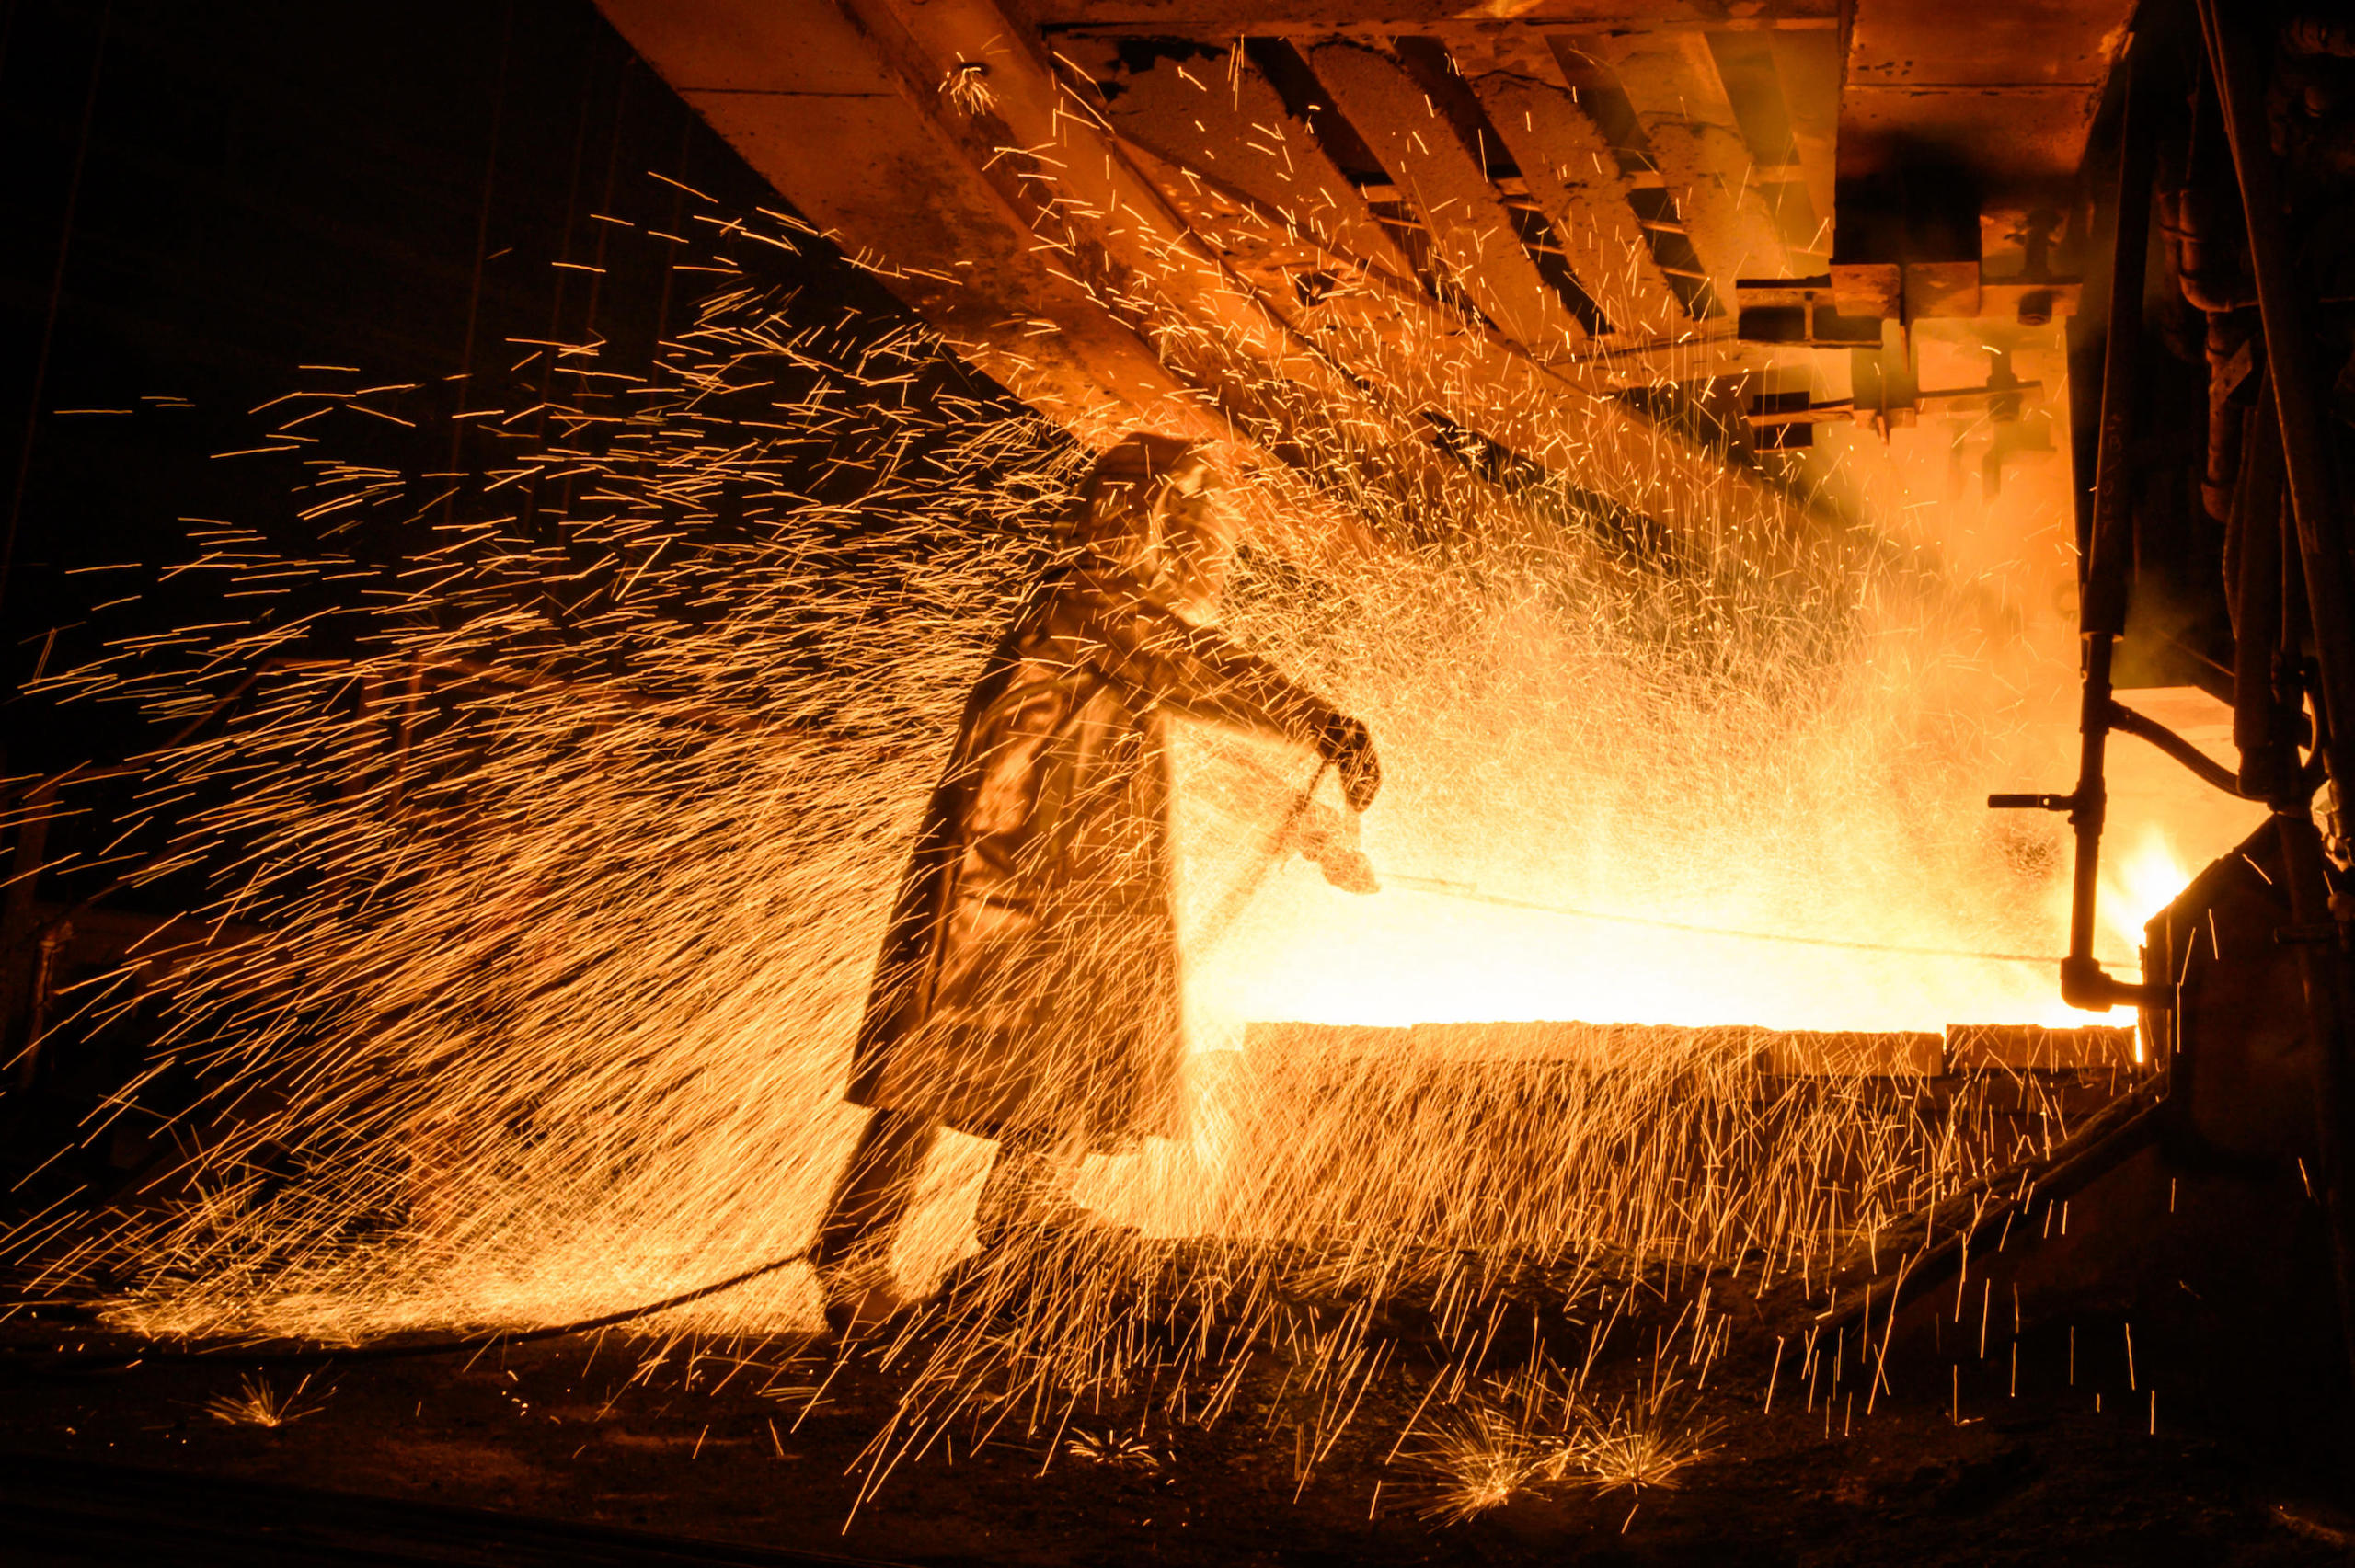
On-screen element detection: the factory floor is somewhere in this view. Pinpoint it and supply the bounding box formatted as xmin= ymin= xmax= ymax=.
xmin=5 ymin=1270 xmax=2351 ymax=1567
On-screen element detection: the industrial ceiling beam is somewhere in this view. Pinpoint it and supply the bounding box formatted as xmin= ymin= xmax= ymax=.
xmin=1569 ymin=29 xmax=1797 ymax=315
xmin=592 ymin=0 xmax=1202 ymax=443
xmin=1763 ymin=27 xmax=1838 ymax=253
xmin=1840 ymin=0 xmax=2131 ymax=206
xmin=1830 ymin=0 xmax=2132 ymax=325
xmin=1053 ymin=37 xmax=1426 ymax=298
xmin=1307 ymin=40 xmax=1591 ymax=353
xmin=599 ymin=0 xmax=1464 ymax=562
xmin=1467 ymin=69 xmax=1694 ymax=337
xmin=1054 ymin=37 xmax=1786 ymax=538
xmin=1703 ymin=28 xmax=1826 ymax=263
xmin=599 ymin=0 xmax=1846 ymax=578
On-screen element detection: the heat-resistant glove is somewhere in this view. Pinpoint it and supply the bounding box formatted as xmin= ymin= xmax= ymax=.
xmin=1318 ymin=714 xmax=1381 ymax=814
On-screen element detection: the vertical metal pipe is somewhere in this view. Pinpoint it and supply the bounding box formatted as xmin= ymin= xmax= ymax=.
xmin=2063 ymin=635 xmax=2120 ymax=994
xmin=2080 ymin=68 xmax=2151 ymax=647
xmin=2230 ymin=387 xmax=2288 ymax=796
xmin=2059 ymin=50 xmax=2156 ymax=1012
xmin=17 ymin=919 xmax=69 ymax=1093
xmin=0 ymin=782 xmax=55 ymax=1086
xmin=389 ymin=659 xmax=426 ymax=809
xmin=343 ymin=676 xmax=380 ymax=804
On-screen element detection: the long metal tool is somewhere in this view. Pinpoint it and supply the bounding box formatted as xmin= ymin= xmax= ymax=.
xmin=1193 ymin=756 xmax=1333 ymax=959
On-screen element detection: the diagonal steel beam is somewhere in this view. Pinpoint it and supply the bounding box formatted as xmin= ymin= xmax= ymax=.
xmin=1467 ymin=69 xmax=1693 ymax=337
xmin=595 ymin=0 xmax=1202 ymax=446
xmin=1306 ymin=40 xmax=1589 ymax=356
xmin=1055 ymin=35 xmax=1424 ymax=297
xmin=1568 ymin=29 xmax=1794 ymax=315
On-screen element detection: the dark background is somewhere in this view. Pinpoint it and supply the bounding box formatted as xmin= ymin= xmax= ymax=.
xmin=0 ymin=0 xmax=983 ymax=778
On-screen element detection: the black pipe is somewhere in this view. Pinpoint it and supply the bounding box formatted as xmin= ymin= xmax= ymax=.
xmin=2105 ymin=699 xmax=2254 ymax=801
xmin=2059 ymin=45 xmax=2162 ymax=1013
xmin=2231 ymin=383 xmax=2293 ymax=795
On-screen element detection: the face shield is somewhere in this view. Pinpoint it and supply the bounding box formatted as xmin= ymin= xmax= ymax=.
xmin=1152 ymin=471 xmax=1242 ymax=620
xmin=1069 ymin=434 xmax=1237 ymax=618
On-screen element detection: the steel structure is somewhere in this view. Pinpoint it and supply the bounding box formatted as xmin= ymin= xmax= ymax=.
xmin=595 ymin=0 xmax=2128 ymax=562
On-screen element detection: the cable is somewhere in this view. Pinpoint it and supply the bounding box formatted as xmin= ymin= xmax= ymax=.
xmin=6 ymin=1246 xmax=811 ymax=1372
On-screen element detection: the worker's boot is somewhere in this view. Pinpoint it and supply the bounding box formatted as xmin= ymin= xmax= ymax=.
xmin=817 ymin=1255 xmax=910 ymax=1339
xmin=810 ymin=1109 xmax=941 ymax=1339
xmin=927 ymin=1137 xmax=1143 ymax=1317
xmin=971 ymin=1134 xmax=1136 ymax=1253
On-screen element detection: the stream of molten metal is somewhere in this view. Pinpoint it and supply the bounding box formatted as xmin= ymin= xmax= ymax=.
xmin=1201 ymin=818 xmax=2196 ymax=1034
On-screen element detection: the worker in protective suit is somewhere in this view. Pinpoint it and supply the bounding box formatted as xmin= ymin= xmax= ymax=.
xmin=811 ymin=431 xmax=1382 ymax=1329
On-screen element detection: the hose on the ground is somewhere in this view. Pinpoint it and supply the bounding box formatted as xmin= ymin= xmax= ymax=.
xmin=5 ymin=1245 xmax=813 ymax=1372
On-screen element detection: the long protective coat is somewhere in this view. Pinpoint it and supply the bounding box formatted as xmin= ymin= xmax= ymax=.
xmin=847 ymin=564 xmax=1348 ymax=1149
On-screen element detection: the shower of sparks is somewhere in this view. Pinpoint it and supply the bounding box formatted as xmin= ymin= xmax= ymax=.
xmin=1401 ymin=1356 xmax=1717 ymax=1520
xmin=5 ymin=104 xmax=2177 ymax=1509
xmin=204 ymin=1371 xmax=328 ymax=1428
xmin=1412 ymin=1403 xmax=1537 ymax=1523
xmin=1568 ymin=1407 xmax=1722 ymax=1495
xmin=1064 ymin=1426 xmax=1161 ymax=1469
xmin=941 ymin=62 xmax=997 ymax=116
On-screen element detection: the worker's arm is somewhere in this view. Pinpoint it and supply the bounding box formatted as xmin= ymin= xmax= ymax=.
xmin=1074 ymin=577 xmax=1381 ymax=810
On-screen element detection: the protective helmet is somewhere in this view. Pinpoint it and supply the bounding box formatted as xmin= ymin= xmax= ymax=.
xmin=1068 ymin=432 xmax=1225 ymax=609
